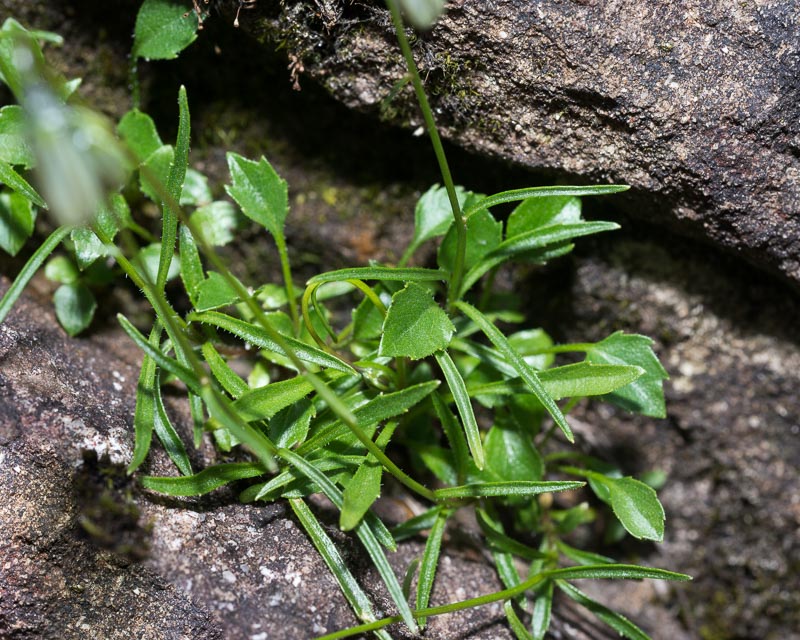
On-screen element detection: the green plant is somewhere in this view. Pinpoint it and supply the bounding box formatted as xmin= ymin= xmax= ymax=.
xmin=0 ymin=2 xmax=690 ymax=639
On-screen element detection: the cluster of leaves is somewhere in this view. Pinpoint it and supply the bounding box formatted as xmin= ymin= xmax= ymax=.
xmin=0 ymin=2 xmax=689 ymax=639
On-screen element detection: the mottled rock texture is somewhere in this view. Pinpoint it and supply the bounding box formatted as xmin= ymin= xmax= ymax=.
xmin=225 ymin=0 xmax=800 ymax=286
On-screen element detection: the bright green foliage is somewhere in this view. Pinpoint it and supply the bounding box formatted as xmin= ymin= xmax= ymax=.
xmin=379 ymin=283 xmax=455 ymax=359
xmin=0 ymin=8 xmax=684 ymax=640
xmin=133 ymin=0 xmax=198 ymax=61
xmin=586 ymin=332 xmax=669 ymax=417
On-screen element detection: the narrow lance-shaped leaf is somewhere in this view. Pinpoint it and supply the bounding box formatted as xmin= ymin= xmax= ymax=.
xmin=153 ymin=374 xmax=192 ymax=476
xmin=127 ymin=324 xmax=160 ymax=474
xmin=556 ymin=581 xmax=651 ymax=640
xmin=340 ymin=422 xmax=398 ymax=531
xmin=141 ymin=462 xmax=266 ymax=496
xmin=0 ymin=190 xmax=36 ymax=256
xmin=416 ymin=507 xmax=449 ymax=626
xmin=435 ymin=351 xmax=484 ymax=469
xmin=464 ymin=185 xmax=629 ymax=217
xmin=434 ymin=480 xmax=583 ymax=501
xmin=455 ymin=301 xmax=574 ymax=442
xmin=531 ymin=581 xmax=555 ymax=640
xmin=307 ymin=266 xmax=447 ymax=285
xmin=0 ymin=161 xmax=46 ymax=208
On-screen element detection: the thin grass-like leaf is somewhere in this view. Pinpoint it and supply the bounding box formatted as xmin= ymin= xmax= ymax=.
xmin=463 ymin=185 xmax=628 ymax=217
xmin=153 ymin=372 xmax=192 ymax=475
xmin=179 ymin=223 xmax=203 ymax=305
xmin=391 ymin=506 xmax=443 ymax=542
xmin=280 ymin=449 xmax=415 ymax=632
xmin=0 ymin=161 xmax=47 ymax=207
xmin=416 ymin=507 xmax=449 ymax=627
xmin=556 ymin=580 xmax=651 ymax=640
xmin=141 ymin=462 xmax=265 ymax=496
xmin=233 ymin=376 xmax=314 ymax=421
xmin=307 ymin=266 xmax=447 ymax=285
xmin=455 ymin=301 xmax=574 ymax=442
xmin=531 ymin=580 xmax=554 ymax=640
xmin=434 ymin=480 xmax=583 ymax=500
xmin=156 ymin=86 xmax=189 ymax=292
xmin=118 ymin=314 xmax=201 ymax=394
xmin=0 ymin=225 xmax=71 ymax=323
xmin=431 ymin=392 xmax=470 ymax=483
xmin=190 ymin=310 xmax=356 ymax=374
xmin=127 ymin=324 xmax=159 ymax=474
xmin=505 ymin=601 xmax=535 ymax=640
xmin=289 ymin=498 xmax=391 ymax=640
xmin=476 ymin=509 xmax=547 ymax=561
xmin=435 ymin=351 xmax=484 ymax=469
xmin=201 ymin=342 xmax=248 ymax=398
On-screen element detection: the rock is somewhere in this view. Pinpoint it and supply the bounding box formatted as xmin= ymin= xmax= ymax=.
xmin=226 ymin=0 xmax=800 ymax=286
xmin=0 ymin=283 xmax=514 ymax=639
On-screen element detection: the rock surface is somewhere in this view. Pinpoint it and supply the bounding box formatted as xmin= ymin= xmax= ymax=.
xmin=0 ymin=283 xmax=514 ymax=639
xmin=226 ymin=0 xmax=800 ymax=286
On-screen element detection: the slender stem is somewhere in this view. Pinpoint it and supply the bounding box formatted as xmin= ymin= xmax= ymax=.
xmin=275 ymin=234 xmax=299 ymax=333
xmin=385 ymin=0 xmax=467 ymax=310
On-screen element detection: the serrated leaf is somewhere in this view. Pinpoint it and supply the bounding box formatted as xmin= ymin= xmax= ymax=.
xmin=194 ymin=271 xmax=242 ymax=311
xmin=133 ymin=0 xmax=199 ymax=60
xmin=379 ymin=283 xmax=454 ymax=359
xmin=118 ymin=109 xmax=163 ymax=162
xmin=604 ymin=476 xmax=665 ymax=541
xmin=586 ymin=332 xmax=668 ymax=418
xmin=225 ymin=152 xmax=287 ymax=240
xmin=53 ymin=283 xmax=96 ymax=336
xmin=190 ymin=200 xmax=238 ymax=246
xmin=484 ymin=421 xmax=544 ymax=482
xmin=0 ymin=190 xmax=35 ymax=255
xmin=0 ymin=105 xmax=35 ymax=168
xmin=141 ymin=462 xmax=265 ymax=496
xmin=438 ymin=207 xmax=502 ymax=272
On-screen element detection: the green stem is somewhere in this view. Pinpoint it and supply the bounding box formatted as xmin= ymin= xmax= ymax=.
xmin=385 ymin=0 xmax=467 ymax=310
xmin=275 ymin=234 xmax=299 ymax=333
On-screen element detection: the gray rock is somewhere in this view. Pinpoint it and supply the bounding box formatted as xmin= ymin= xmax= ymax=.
xmin=226 ymin=0 xmax=800 ymax=286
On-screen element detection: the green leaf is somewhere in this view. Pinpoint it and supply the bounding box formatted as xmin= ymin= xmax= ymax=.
xmin=134 ymin=243 xmax=179 ymax=283
xmin=435 ymin=351 xmax=483 ymax=469
xmin=404 ymin=184 xmax=471 ymax=258
xmin=180 ymin=168 xmax=212 ymax=206
xmin=191 ymin=310 xmax=356 ymax=374
xmin=507 ymin=328 xmax=554 ymax=371
xmin=539 ymin=362 xmax=644 ymax=400
xmin=127 ymin=325 xmax=160 ymax=474
xmin=233 ymin=376 xmax=315 ymax=422
xmin=53 ymin=283 xmax=96 ymax=336
xmin=505 ymin=601 xmax=535 ymax=640
xmin=195 ymin=271 xmax=242 ymax=311
xmin=484 ymin=422 xmax=543 ymax=482
xmin=307 ymin=266 xmax=447 ymax=285
xmin=133 ymin=0 xmax=199 ymax=60
xmin=139 ymin=145 xmax=174 ymax=203
xmin=225 ymin=152 xmax=288 ymax=240
xmin=201 ymin=342 xmax=248 ymax=398
xmin=557 ymin=581 xmax=651 ymax=640
xmin=531 ymin=581 xmax=554 ymax=640
xmin=379 ymin=283 xmax=454 ymax=359
xmin=153 ymin=377 xmax=192 ymax=476
xmin=117 ymin=109 xmax=163 ymax=162
xmin=555 ymin=540 xmax=614 ymax=566
xmin=44 ymin=255 xmax=78 ymax=284
xmin=586 ymin=332 xmax=668 ymax=418
xmin=0 ymin=162 xmax=46 ymax=208
xmin=269 ymin=398 xmax=315 ymax=449
xmin=434 ymin=480 xmax=583 ymax=500
xmin=476 ymin=509 xmax=547 ymax=561
xmin=0 ymin=226 xmax=71 ymax=324
xmin=298 ymin=381 xmax=439 ymax=455
xmin=179 ymin=224 xmax=204 ymax=305
xmin=431 ymin=392 xmax=470 ymax=482
xmin=190 ymin=200 xmax=238 ymax=246
xmin=70 ymin=228 xmax=107 ymax=269
xmin=416 ymin=507 xmax=449 ymax=625
xmin=0 ymin=190 xmax=35 ymax=256
xmin=398 ymin=0 xmax=446 ymax=29
xmin=542 ymin=563 xmax=690 ymax=583
xmin=0 ymin=105 xmax=35 ymax=168
xmin=455 ymin=301 xmax=573 ymax=442
xmin=464 ymin=185 xmax=629 ymax=217
xmin=340 ymin=422 xmax=397 ymax=531
xmin=141 ymin=462 xmax=266 ymax=496
xmin=438 ymin=208 xmax=502 ymax=272
xmin=506 ymin=195 xmax=581 ymax=239
xmin=604 ymin=476 xmax=665 ymax=542
xmin=289 ymin=499 xmax=389 ymax=638
xmin=391 ymin=506 xmax=443 ymax=542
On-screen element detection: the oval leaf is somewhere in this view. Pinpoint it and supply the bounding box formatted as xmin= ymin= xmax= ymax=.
xmin=133 ymin=0 xmax=199 ymax=60
xmin=379 ymin=283 xmax=454 ymax=360
xmin=606 ymin=477 xmax=665 ymax=542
